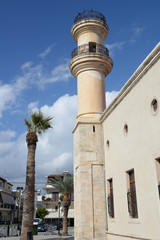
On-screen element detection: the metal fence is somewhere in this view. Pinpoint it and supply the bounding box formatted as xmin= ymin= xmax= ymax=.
xmin=71 ymin=43 xmax=109 ymax=59
xmin=0 ymin=224 xmax=20 ymax=237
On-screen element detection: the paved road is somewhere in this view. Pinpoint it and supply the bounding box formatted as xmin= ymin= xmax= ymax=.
xmin=0 ymin=228 xmax=74 ymax=240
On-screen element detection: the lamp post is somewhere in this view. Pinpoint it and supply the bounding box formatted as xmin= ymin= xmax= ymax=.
xmin=16 ymin=187 xmax=23 ymax=223
xmin=58 ymin=200 xmax=61 ymax=235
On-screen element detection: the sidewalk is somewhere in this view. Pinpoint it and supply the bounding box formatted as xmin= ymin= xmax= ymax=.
xmin=0 ymin=228 xmax=74 ymax=240
xmin=0 ymin=235 xmax=74 ymax=240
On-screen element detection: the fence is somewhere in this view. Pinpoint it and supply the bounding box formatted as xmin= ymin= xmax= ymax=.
xmin=0 ymin=224 xmax=20 ymax=237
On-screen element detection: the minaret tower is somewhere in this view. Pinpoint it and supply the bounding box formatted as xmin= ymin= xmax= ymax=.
xmin=70 ymin=10 xmax=113 ymax=119
xmin=69 ymin=10 xmax=113 ymax=240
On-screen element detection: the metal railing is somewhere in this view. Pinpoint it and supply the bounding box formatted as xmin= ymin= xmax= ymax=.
xmin=71 ymin=43 xmax=109 ymax=59
xmin=107 ymin=193 xmax=114 ymax=218
xmin=74 ymin=10 xmax=106 ymax=24
xmin=127 ymin=191 xmax=138 ymax=218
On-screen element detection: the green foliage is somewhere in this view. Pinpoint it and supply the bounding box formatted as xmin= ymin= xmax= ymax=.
xmin=25 ymin=111 xmax=53 ymax=134
xmin=59 ymin=194 xmax=64 ymax=201
xmin=48 ymin=175 xmax=73 ymax=197
xmin=42 ymin=195 xmax=46 ymax=201
xmin=46 ymin=197 xmax=52 ymax=201
xmin=36 ymin=208 xmax=49 ymax=220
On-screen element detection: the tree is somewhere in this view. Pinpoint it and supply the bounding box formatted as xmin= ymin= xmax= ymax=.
xmin=36 ymin=208 xmax=49 ymax=221
xmin=21 ymin=111 xmax=52 ymax=240
xmin=48 ymin=175 xmax=73 ymax=236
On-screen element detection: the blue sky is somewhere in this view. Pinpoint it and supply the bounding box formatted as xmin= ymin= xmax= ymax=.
xmin=0 ymin=0 xmax=159 ymax=191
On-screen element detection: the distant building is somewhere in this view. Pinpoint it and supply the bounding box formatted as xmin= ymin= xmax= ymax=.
xmin=43 ymin=173 xmax=74 ymax=226
xmin=12 ymin=187 xmax=23 ymax=223
xmin=0 ymin=177 xmax=15 ymax=223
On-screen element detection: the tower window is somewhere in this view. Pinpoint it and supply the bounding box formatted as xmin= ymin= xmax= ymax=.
xmin=89 ymin=42 xmax=96 ymax=52
xmin=107 ymin=178 xmax=114 ymax=218
xmin=93 ymin=125 xmax=95 ymax=132
xmin=151 ymin=99 xmax=158 ymax=115
xmin=106 ymin=140 xmax=110 ymax=149
xmin=124 ymin=124 xmax=128 ymax=136
xmin=127 ymin=170 xmax=138 ymax=218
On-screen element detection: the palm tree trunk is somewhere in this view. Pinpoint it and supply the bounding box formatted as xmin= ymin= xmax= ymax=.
xmin=21 ymin=143 xmax=36 ymax=240
xmin=62 ymin=198 xmax=70 ymax=236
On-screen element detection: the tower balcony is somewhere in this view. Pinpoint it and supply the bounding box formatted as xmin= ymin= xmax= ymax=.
xmin=74 ymin=10 xmax=106 ymax=24
xmin=69 ymin=43 xmax=113 ymax=78
xmin=71 ymin=42 xmax=109 ymax=59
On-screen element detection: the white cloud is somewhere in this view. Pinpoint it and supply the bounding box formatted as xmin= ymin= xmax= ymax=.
xmin=130 ymin=25 xmax=145 ymax=43
xmin=106 ymin=91 xmax=119 ymax=107
xmin=105 ymin=42 xmax=125 ymax=56
xmin=0 ymin=130 xmax=16 ymax=141
xmin=0 ymin=91 xmax=118 ymax=189
xmin=132 ymin=26 xmax=144 ymax=38
xmin=0 ymin=84 xmax=17 ymax=117
xmin=28 ymin=101 xmax=39 ymax=113
xmin=0 ymin=57 xmax=71 ymax=119
xmin=38 ymin=44 xmax=55 ymax=59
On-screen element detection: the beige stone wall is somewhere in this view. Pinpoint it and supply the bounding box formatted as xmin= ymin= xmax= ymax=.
xmin=73 ymin=121 xmax=107 ymax=240
xmin=102 ymin=45 xmax=160 ymax=240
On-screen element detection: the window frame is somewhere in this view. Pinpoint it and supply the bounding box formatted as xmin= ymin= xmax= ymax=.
xmin=107 ymin=178 xmax=114 ymax=218
xmin=127 ymin=169 xmax=138 ymax=218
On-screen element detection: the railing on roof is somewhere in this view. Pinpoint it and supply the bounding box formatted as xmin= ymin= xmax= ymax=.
xmin=71 ymin=43 xmax=109 ymax=59
xmin=74 ymin=10 xmax=106 ymax=24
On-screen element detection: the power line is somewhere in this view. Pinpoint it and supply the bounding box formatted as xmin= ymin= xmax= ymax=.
xmin=9 ymin=182 xmax=47 ymax=184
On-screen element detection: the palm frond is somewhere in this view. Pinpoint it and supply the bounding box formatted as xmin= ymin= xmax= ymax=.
xmin=25 ymin=111 xmax=53 ymax=134
xmin=48 ymin=176 xmax=73 ymax=197
xmin=24 ymin=119 xmax=32 ymax=131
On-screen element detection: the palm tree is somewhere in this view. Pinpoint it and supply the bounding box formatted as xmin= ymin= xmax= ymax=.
xmin=21 ymin=111 xmax=52 ymax=240
xmin=48 ymin=175 xmax=73 ymax=236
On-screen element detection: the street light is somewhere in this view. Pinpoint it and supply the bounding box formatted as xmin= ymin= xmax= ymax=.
xmin=58 ymin=200 xmax=61 ymax=235
xmin=16 ymin=187 xmax=23 ymax=223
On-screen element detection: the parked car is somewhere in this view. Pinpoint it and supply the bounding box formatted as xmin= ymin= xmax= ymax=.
xmin=38 ymin=222 xmax=47 ymax=232
xmin=51 ymin=221 xmax=63 ymax=230
xmin=33 ymin=218 xmax=42 ymax=225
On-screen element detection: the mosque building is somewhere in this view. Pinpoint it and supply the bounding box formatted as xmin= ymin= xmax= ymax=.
xmin=69 ymin=10 xmax=160 ymax=240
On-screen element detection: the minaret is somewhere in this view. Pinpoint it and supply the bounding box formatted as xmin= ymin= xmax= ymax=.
xmin=70 ymin=10 xmax=113 ymax=119
xmin=69 ymin=10 xmax=113 ymax=240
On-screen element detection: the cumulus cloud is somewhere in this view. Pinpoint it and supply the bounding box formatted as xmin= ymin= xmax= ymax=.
xmin=0 ymin=84 xmax=17 ymax=118
xmin=0 ymin=91 xmax=119 ymax=189
xmin=106 ymin=91 xmax=119 ymax=107
xmin=28 ymin=101 xmax=39 ymax=113
xmin=0 ymin=59 xmax=71 ymax=118
xmin=0 ymin=94 xmax=77 ymax=189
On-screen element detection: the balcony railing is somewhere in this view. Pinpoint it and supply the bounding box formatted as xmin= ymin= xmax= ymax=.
xmin=74 ymin=10 xmax=106 ymax=24
xmin=71 ymin=43 xmax=109 ymax=59
xmin=127 ymin=191 xmax=138 ymax=218
xmin=0 ymin=203 xmax=12 ymax=210
xmin=107 ymin=193 xmax=114 ymax=218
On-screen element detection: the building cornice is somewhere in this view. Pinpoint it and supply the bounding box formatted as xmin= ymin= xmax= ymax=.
xmin=69 ymin=53 xmax=113 ymax=78
xmin=100 ymin=42 xmax=160 ymax=122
